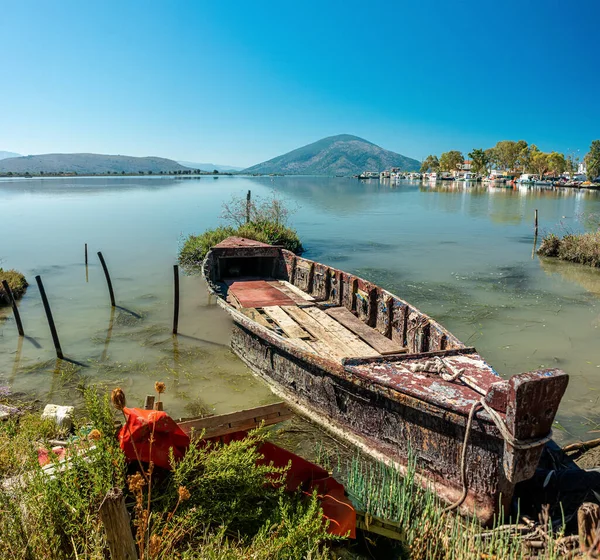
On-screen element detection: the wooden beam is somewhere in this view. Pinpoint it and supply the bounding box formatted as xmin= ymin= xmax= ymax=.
xmin=177 ymin=402 xmax=293 ymax=437
xmin=262 ymin=306 xmax=312 ymax=339
xmin=326 ymin=306 xmax=405 ymax=355
xmin=99 ymin=487 xmax=138 ymax=560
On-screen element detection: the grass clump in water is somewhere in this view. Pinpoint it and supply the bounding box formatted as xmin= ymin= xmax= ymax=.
xmin=179 ymin=194 xmax=303 ymax=272
xmin=538 ymin=231 xmax=600 ymax=268
xmin=0 ymin=268 xmax=28 ymax=304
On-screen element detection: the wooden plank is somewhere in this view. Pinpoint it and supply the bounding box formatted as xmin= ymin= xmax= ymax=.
xmin=282 ymin=306 xmax=351 ymax=359
xmin=178 ymin=402 xmax=293 ymax=436
xmin=355 ymin=512 xmax=404 ymax=541
xmin=304 ymin=307 xmax=380 ymax=357
xmin=326 ymin=306 xmax=406 ymax=355
xmin=279 ymin=280 xmax=315 ymax=301
xmin=239 ymin=307 xmax=274 ymax=330
xmin=262 ymin=306 xmax=312 ymax=340
xmin=267 ymin=281 xmax=315 ymax=307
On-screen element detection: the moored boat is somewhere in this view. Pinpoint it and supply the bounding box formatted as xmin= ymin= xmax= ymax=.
xmin=202 ymin=237 xmax=568 ymax=524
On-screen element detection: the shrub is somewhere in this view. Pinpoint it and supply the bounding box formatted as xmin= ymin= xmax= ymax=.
xmin=0 ymin=268 xmax=28 ymax=304
xmin=538 ymin=231 xmax=600 ymax=267
xmin=537 ymin=233 xmax=561 ymax=257
xmin=178 ymin=226 xmax=236 ymax=269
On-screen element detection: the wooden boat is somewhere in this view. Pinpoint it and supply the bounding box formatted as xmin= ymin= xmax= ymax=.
xmin=202 ymin=236 xmax=568 ymax=524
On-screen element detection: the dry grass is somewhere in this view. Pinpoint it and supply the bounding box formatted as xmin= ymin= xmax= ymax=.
xmin=0 ymin=268 xmax=28 ymax=304
xmin=538 ymin=231 xmax=600 ymax=268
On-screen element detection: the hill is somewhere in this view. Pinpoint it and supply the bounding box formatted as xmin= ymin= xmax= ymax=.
xmin=0 ymin=151 xmax=22 ymax=160
xmin=178 ymin=161 xmax=244 ymax=173
xmin=243 ymin=134 xmax=420 ymax=175
xmin=0 ymin=153 xmax=191 ymax=174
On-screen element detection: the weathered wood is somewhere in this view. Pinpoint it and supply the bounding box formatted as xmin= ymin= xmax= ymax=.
xmin=303 ymin=307 xmax=379 ymax=357
xmin=154 ymin=401 xmax=164 ymax=411
xmin=84 ymin=243 xmax=88 ymax=265
xmin=326 ymin=306 xmax=405 ymax=355
xmin=282 ymin=306 xmax=356 ymax=358
xmin=279 ymin=280 xmax=315 ymax=301
xmin=35 ymin=275 xmax=64 ymax=360
xmin=144 ymin=395 xmax=155 ymax=410
xmin=578 ymin=502 xmax=600 ymax=551
xmin=1 ymin=280 xmax=24 ymax=336
xmin=563 ymin=437 xmax=600 ymax=454
xmin=178 ymin=402 xmax=292 ymax=436
xmin=239 ymin=307 xmax=274 ymax=330
xmin=262 ymin=306 xmax=312 ymax=339
xmin=267 ymin=281 xmax=315 ymax=307
xmin=97 ymin=252 xmax=116 ymax=307
xmin=99 ymin=487 xmax=138 ymax=560
xmin=172 ymin=264 xmax=180 ymax=334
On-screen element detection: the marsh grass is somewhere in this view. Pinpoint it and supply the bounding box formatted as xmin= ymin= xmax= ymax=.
xmin=0 ymin=268 xmax=28 ymax=304
xmin=0 ymin=387 xmax=341 ymax=560
xmin=538 ymin=231 xmax=600 ymax=268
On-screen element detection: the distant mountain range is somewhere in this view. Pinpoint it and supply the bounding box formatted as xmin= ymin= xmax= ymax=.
xmin=242 ymin=134 xmax=420 ymax=175
xmin=0 ymin=151 xmax=22 ymax=160
xmin=0 ymin=153 xmax=190 ymax=174
xmin=177 ymin=161 xmax=243 ymax=173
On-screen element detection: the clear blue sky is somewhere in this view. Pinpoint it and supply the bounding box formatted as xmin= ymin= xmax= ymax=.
xmin=1 ymin=0 xmax=598 ymax=167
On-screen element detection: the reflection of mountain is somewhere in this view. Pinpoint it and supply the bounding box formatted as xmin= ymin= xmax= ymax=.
xmin=539 ymin=257 xmax=600 ymax=297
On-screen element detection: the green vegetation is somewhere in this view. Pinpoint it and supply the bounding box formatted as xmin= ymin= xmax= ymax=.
xmin=439 ymin=150 xmax=464 ymax=172
xmin=585 ymin=140 xmax=600 ymax=181
xmin=0 ymin=387 xmax=339 ymax=559
xmin=538 ymin=231 xmax=600 ymax=268
xmin=420 ymin=154 xmax=439 ymax=173
xmin=179 ymin=194 xmax=303 ymax=271
xmin=0 ymin=268 xmax=28 ymax=304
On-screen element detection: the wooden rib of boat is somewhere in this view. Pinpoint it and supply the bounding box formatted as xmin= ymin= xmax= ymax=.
xmin=202 ymin=236 xmax=569 ymax=524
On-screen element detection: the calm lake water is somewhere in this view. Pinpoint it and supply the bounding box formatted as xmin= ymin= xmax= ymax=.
xmin=1 ymin=176 xmax=600 ymax=442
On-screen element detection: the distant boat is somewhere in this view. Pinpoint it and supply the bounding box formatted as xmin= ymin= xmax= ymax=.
xmin=517 ymin=174 xmax=536 ymax=185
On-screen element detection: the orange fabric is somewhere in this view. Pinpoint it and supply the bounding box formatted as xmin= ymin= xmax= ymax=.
xmin=118 ymin=407 xmax=190 ymax=470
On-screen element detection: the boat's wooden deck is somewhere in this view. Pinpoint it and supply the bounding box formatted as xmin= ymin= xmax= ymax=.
xmin=225 ymin=279 xmax=406 ymax=361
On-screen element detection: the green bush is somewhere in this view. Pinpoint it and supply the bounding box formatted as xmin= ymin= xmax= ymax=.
xmin=0 ymin=268 xmax=28 ymax=304
xmin=538 ymin=231 xmax=600 ymax=267
xmin=178 ymin=226 xmax=236 ymax=270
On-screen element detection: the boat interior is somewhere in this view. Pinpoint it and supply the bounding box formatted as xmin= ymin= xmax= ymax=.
xmin=208 ymin=239 xmax=463 ymax=364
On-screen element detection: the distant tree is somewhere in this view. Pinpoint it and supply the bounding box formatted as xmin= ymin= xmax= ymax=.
xmin=213 ymin=169 xmax=219 ymax=174
xmin=40 ymin=170 xmax=44 ymax=175
xmin=122 ymin=170 xmax=125 ymax=175
xmin=468 ymin=149 xmax=488 ymax=175
xmin=566 ymin=152 xmax=579 ymax=176
xmin=547 ymin=152 xmax=566 ymax=176
xmin=528 ymin=146 xmax=550 ymax=178
xmin=420 ymin=155 xmax=440 ymax=173
xmin=439 ymin=151 xmax=463 ymax=172
xmin=494 ymin=140 xmax=527 ymax=171
xmin=484 ymin=148 xmax=498 ymax=174
xmin=147 ymin=170 xmax=153 ymax=175
xmin=585 ymin=140 xmax=600 ymax=181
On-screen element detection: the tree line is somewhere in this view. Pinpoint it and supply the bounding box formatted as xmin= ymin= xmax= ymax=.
xmin=420 ymin=140 xmax=600 ymax=181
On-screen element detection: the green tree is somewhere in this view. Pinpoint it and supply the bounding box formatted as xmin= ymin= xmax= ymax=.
xmin=439 ymin=150 xmax=463 ymax=172
xmin=494 ymin=140 xmax=527 ymax=171
xmin=528 ymin=146 xmax=550 ymax=178
xmin=566 ymin=152 xmax=580 ymax=176
xmin=484 ymin=148 xmax=497 ymax=174
xmin=547 ymin=152 xmax=566 ymax=176
xmin=585 ymin=140 xmax=600 ymax=181
xmin=420 ymin=154 xmax=440 ymax=173
xmin=468 ymin=149 xmax=488 ymax=175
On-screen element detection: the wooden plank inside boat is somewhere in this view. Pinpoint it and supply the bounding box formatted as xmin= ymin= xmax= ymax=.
xmin=303 ymin=307 xmax=380 ymax=357
xmin=238 ymin=307 xmax=273 ymax=330
xmin=227 ymin=280 xmax=295 ymax=308
xmin=177 ymin=402 xmax=293 ymax=437
xmin=277 ymin=280 xmax=315 ymax=302
xmin=262 ymin=306 xmax=313 ymax=340
xmin=267 ymin=280 xmax=315 ymax=307
xmin=326 ymin=306 xmax=406 ymax=355
xmin=282 ymin=306 xmax=354 ymax=359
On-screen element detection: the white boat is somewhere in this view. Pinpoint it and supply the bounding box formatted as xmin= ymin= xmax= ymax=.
xmin=517 ymin=174 xmax=537 ymax=185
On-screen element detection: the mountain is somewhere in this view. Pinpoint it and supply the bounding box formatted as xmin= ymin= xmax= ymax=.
xmin=242 ymin=134 xmax=420 ymax=175
xmin=0 ymin=153 xmax=191 ymax=174
xmin=177 ymin=161 xmax=244 ymax=173
xmin=0 ymin=151 xmax=21 ymax=160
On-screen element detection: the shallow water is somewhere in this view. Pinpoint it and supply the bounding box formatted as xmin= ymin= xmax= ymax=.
xmin=1 ymin=176 xmax=600 ymax=442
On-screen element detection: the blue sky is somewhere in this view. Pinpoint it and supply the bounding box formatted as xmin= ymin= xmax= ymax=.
xmin=1 ymin=0 xmax=598 ymax=167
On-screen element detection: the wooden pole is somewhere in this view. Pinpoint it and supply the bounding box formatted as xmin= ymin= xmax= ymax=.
xmin=246 ymin=190 xmax=251 ymax=224
xmin=172 ymin=264 xmax=180 ymax=335
xmin=84 ymin=243 xmax=88 ymax=265
xmin=99 ymin=487 xmax=138 ymax=560
xmin=35 ymin=275 xmax=64 ymax=360
xmin=97 ymin=252 xmax=116 ymax=307
xmin=578 ymin=502 xmax=600 ymax=552
xmin=144 ymin=395 xmax=155 ymax=410
xmin=534 ymin=209 xmax=538 ymax=236
xmin=1 ymin=280 xmax=24 ymax=337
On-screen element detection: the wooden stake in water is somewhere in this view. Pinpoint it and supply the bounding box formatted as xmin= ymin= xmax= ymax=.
xmin=85 ymin=243 xmax=89 ymax=283
xmin=534 ymin=209 xmax=539 ymax=236
xmin=97 ymin=251 xmax=116 ymax=307
xmin=1 ymin=280 xmax=24 ymax=337
xmin=35 ymin=275 xmax=64 ymax=360
xmin=246 ymin=190 xmax=251 ymax=224
xmin=172 ymin=264 xmax=180 ymax=335
xmin=85 ymin=243 xmax=88 ymax=265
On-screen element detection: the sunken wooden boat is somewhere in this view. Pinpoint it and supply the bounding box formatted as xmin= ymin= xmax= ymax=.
xmin=202 ymin=236 xmax=568 ymax=524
